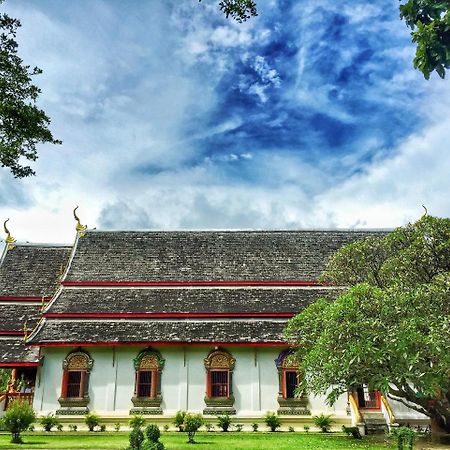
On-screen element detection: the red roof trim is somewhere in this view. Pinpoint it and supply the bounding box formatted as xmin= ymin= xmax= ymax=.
xmin=0 ymin=362 xmax=39 ymax=367
xmin=0 ymin=331 xmax=26 ymax=336
xmin=0 ymin=296 xmax=50 ymax=302
xmin=32 ymin=341 xmax=286 ymax=347
xmin=62 ymin=281 xmax=321 ymax=287
xmin=44 ymin=312 xmax=295 ymax=319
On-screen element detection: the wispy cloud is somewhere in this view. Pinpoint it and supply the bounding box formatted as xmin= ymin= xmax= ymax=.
xmin=0 ymin=0 xmax=448 ymax=243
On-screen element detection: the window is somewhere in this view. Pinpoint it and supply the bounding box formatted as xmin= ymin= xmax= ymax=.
xmin=275 ymin=350 xmax=309 ymax=415
xmin=210 ymin=370 xmax=229 ymax=397
xmin=58 ymin=350 xmax=93 ymax=413
xmin=131 ymin=348 xmax=165 ymax=414
xmin=284 ymin=370 xmax=298 ymax=399
xmin=203 ymin=348 xmax=236 ymax=415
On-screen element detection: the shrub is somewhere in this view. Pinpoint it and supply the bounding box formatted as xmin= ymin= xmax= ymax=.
xmin=234 ymin=423 xmax=243 ymax=432
xmin=2 ymin=399 xmax=36 ymax=443
xmin=28 ymin=424 xmax=35 ymax=432
xmin=393 ymin=426 xmax=416 ymax=450
xmin=69 ymin=424 xmax=78 ymax=432
xmin=128 ymin=426 xmax=145 ymax=450
xmin=130 ymin=414 xmax=146 ymax=429
xmin=303 ymin=425 xmax=310 ymax=433
xmin=84 ymin=412 xmax=100 ymax=432
xmin=56 ymin=423 xmax=63 ymax=431
xmin=288 ymin=426 xmax=295 ymax=432
xmin=217 ymin=414 xmax=232 ymax=432
xmin=313 ymin=413 xmax=334 ymax=433
xmin=251 ymin=422 xmax=258 ymax=432
xmin=183 ymin=413 xmax=203 ymax=444
xmin=40 ymin=413 xmax=60 ymax=432
xmin=205 ymin=423 xmax=214 ymax=432
xmin=173 ymin=410 xmax=186 ymax=432
xmin=114 ymin=422 xmax=121 ymax=432
xmin=100 ymin=424 xmax=106 ymax=432
xmin=145 ymin=424 xmax=160 ymax=442
xmin=163 ymin=424 xmax=169 ymax=432
xmin=264 ymin=412 xmax=281 ymax=432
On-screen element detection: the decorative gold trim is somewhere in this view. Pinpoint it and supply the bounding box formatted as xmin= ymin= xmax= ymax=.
xmin=204 ymin=349 xmax=235 ymax=370
xmin=23 ymin=320 xmax=28 ymax=342
xmin=3 ymin=219 xmax=16 ymax=250
xmin=73 ymin=206 xmax=87 ymax=237
xmin=348 ymin=392 xmax=363 ymax=424
xmin=380 ymin=394 xmax=396 ymax=424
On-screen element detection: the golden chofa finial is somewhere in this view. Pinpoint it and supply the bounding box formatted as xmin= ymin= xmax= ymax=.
xmin=73 ymin=206 xmax=87 ymax=237
xmin=3 ymin=219 xmax=16 ymax=250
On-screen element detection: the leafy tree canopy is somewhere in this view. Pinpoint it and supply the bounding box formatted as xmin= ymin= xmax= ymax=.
xmin=285 ymin=215 xmax=450 ymax=433
xmin=400 ymin=0 xmax=450 ymax=79
xmin=201 ymin=0 xmax=257 ymax=23
xmin=0 ymin=1 xmax=60 ymax=178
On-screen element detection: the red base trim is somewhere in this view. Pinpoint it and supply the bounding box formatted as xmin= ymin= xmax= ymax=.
xmin=32 ymin=341 xmax=287 ymax=348
xmin=62 ymin=281 xmax=322 ymax=287
xmin=44 ymin=312 xmax=295 ymax=319
xmin=0 ymin=296 xmax=50 ymax=302
xmin=0 ymin=362 xmax=39 ymax=367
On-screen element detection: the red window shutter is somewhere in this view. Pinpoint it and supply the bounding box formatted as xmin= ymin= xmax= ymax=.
xmin=61 ymin=370 xmax=69 ymax=398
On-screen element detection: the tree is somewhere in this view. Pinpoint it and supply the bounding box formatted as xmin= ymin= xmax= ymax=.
xmin=1 ymin=399 xmax=36 ymax=443
xmin=285 ymin=215 xmax=450 ymax=434
xmin=183 ymin=413 xmax=203 ymax=444
xmin=400 ymin=0 xmax=450 ymax=79
xmin=200 ymin=0 xmax=257 ymax=23
xmin=0 ymin=0 xmax=60 ymax=178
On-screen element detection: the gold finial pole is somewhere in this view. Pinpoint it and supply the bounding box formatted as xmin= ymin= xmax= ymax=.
xmin=23 ymin=320 xmax=28 ymax=342
xmin=73 ymin=206 xmax=87 ymax=237
xmin=3 ymin=219 xmax=16 ymax=250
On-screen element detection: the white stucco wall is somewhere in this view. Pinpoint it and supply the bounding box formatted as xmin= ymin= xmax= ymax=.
xmin=33 ymin=345 xmax=350 ymax=418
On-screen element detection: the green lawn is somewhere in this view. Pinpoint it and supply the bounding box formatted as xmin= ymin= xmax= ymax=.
xmin=0 ymin=431 xmax=397 ymax=450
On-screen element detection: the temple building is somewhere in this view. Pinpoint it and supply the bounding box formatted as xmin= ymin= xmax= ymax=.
xmin=0 ymin=221 xmax=429 ymax=431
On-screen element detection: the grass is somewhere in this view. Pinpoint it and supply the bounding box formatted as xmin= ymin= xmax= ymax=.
xmin=0 ymin=431 xmax=397 ymax=450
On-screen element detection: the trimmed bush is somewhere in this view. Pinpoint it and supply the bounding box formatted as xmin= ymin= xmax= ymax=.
xmin=183 ymin=413 xmax=203 ymax=444
xmin=234 ymin=423 xmax=243 ymax=432
xmin=251 ymin=422 xmax=259 ymax=432
xmin=393 ymin=426 xmax=416 ymax=450
xmin=84 ymin=412 xmax=100 ymax=432
xmin=130 ymin=414 xmax=146 ymax=429
xmin=40 ymin=413 xmax=60 ymax=432
xmin=264 ymin=412 xmax=281 ymax=432
xmin=313 ymin=413 xmax=334 ymax=433
xmin=128 ymin=426 xmax=144 ymax=450
xmin=114 ymin=422 xmax=121 ymax=432
xmin=217 ymin=414 xmax=232 ymax=432
xmin=69 ymin=424 xmax=78 ymax=432
xmin=2 ymin=399 xmax=36 ymax=443
xmin=174 ymin=410 xmax=186 ymax=432
xmin=288 ymin=426 xmax=295 ymax=432
xmin=145 ymin=424 xmax=160 ymax=442
xmin=303 ymin=425 xmax=310 ymax=433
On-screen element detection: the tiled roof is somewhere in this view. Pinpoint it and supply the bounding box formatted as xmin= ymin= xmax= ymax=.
xmin=0 ymin=338 xmax=40 ymax=364
xmin=0 ymin=245 xmax=71 ymax=297
xmin=0 ymin=304 xmax=42 ymax=331
xmin=46 ymin=287 xmax=342 ymax=315
xmin=28 ymin=319 xmax=287 ymax=344
xmin=65 ymin=230 xmax=385 ymax=282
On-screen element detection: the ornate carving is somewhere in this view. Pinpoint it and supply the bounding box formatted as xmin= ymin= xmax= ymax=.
xmin=73 ymin=206 xmax=87 ymax=237
xmin=275 ymin=349 xmax=298 ymax=369
xmin=204 ymin=349 xmax=235 ymax=370
xmin=133 ymin=348 xmax=165 ymax=371
xmin=63 ymin=350 xmax=94 ymax=372
xmin=3 ymin=219 xmax=16 ymax=250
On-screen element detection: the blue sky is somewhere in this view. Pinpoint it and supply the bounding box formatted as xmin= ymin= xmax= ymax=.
xmin=1 ymin=0 xmax=449 ymax=243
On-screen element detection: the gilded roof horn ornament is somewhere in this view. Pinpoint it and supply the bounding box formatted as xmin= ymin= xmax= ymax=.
xmin=3 ymin=219 xmax=16 ymax=250
xmin=73 ymin=206 xmax=87 ymax=237
xmin=422 ymin=204 xmax=428 ymax=217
